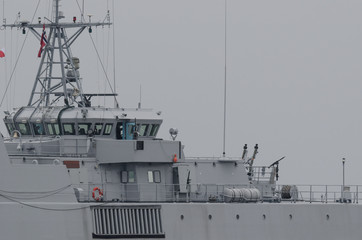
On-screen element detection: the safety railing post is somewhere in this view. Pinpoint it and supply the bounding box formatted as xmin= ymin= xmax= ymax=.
xmin=309 ymin=185 xmax=312 ymax=203
xmin=357 ymin=185 xmax=359 ymax=204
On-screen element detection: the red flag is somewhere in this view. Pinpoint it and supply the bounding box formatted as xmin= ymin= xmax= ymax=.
xmin=0 ymin=49 xmax=5 ymax=58
xmin=38 ymin=25 xmax=47 ymax=58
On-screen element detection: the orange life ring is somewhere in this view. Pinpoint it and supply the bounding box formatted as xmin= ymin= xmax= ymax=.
xmin=92 ymin=187 xmax=103 ymax=201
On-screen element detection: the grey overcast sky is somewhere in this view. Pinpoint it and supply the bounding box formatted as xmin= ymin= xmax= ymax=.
xmin=1 ymin=0 xmax=362 ymax=185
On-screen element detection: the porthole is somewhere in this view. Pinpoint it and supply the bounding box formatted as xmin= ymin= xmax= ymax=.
xmin=289 ymin=214 xmax=293 ymax=220
xmin=236 ymin=214 xmax=240 ymax=220
xmin=326 ymin=214 xmax=330 ymax=220
xmin=180 ymin=215 xmax=184 ymax=220
xmin=208 ymin=214 xmax=212 ymax=220
xmin=262 ymin=214 xmax=266 ymax=220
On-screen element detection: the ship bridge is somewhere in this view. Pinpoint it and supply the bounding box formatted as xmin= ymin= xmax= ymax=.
xmin=3 ymin=106 xmax=162 ymax=140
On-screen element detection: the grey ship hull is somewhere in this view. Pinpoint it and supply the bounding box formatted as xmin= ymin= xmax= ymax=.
xmin=0 ymin=201 xmax=361 ymax=239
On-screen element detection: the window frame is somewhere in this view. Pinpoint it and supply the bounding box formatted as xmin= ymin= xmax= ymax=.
xmin=5 ymin=123 xmax=15 ymax=135
xmin=17 ymin=123 xmax=31 ymax=135
xmin=94 ymin=123 xmax=103 ymax=135
xmin=128 ymin=170 xmax=135 ymax=183
xmin=62 ymin=123 xmax=75 ymax=135
xmin=32 ymin=123 xmax=46 ymax=136
xmin=121 ymin=171 xmax=128 ymax=183
xmin=147 ymin=171 xmax=154 ymax=183
xmin=103 ymin=123 xmax=113 ymax=135
xmin=139 ymin=124 xmax=149 ymax=136
xmin=149 ymin=124 xmax=160 ymax=137
xmin=153 ymin=170 xmax=161 ymax=183
xmin=78 ymin=123 xmax=92 ymax=135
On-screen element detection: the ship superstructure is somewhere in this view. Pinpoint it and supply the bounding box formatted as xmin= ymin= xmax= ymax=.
xmin=0 ymin=1 xmax=362 ymax=240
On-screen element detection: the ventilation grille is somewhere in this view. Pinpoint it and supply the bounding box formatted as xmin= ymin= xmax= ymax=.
xmin=92 ymin=206 xmax=165 ymax=239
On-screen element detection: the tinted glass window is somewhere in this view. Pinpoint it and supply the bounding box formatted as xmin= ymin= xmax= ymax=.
xmin=149 ymin=124 xmax=159 ymax=136
xmin=53 ymin=124 xmax=60 ymax=135
xmin=18 ymin=123 xmax=31 ymax=135
xmin=47 ymin=124 xmax=54 ymax=135
xmin=63 ymin=123 xmax=75 ymax=135
xmin=78 ymin=123 xmax=91 ymax=135
xmin=6 ymin=123 xmax=15 ymax=135
xmin=128 ymin=171 xmax=135 ymax=183
xmin=33 ymin=123 xmax=45 ymax=135
xmin=94 ymin=123 xmax=103 ymax=135
xmin=139 ymin=124 xmax=149 ymax=136
xmin=148 ymin=171 xmax=154 ymax=183
xmin=153 ymin=170 xmax=161 ymax=183
xmin=103 ymin=123 xmax=113 ymax=135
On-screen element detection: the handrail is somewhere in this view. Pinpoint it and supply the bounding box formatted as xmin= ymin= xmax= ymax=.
xmin=72 ymin=182 xmax=362 ymax=204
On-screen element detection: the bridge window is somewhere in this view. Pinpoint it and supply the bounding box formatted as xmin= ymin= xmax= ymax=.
xmin=63 ymin=123 xmax=75 ymax=135
xmin=103 ymin=123 xmax=113 ymax=135
xmin=149 ymin=124 xmax=159 ymax=136
xmin=47 ymin=123 xmax=60 ymax=135
xmin=53 ymin=124 xmax=60 ymax=135
xmin=47 ymin=124 xmax=54 ymax=135
xmin=5 ymin=123 xmax=15 ymax=135
xmin=17 ymin=123 xmax=31 ymax=135
xmin=78 ymin=123 xmax=91 ymax=135
xmin=94 ymin=123 xmax=103 ymax=135
xmin=33 ymin=123 xmax=45 ymax=135
xmin=139 ymin=124 xmax=149 ymax=136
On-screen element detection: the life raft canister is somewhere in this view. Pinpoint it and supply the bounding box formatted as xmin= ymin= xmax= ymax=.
xmin=92 ymin=187 xmax=103 ymax=201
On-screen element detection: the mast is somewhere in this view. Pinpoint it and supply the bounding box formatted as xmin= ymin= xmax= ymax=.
xmin=2 ymin=0 xmax=112 ymax=107
xmin=222 ymin=0 xmax=227 ymax=157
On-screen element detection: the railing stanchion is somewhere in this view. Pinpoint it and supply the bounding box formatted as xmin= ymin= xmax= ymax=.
xmin=357 ymin=185 xmax=359 ymax=204
xmin=309 ymin=185 xmax=312 ymax=203
xmin=325 ymin=185 xmax=328 ymax=203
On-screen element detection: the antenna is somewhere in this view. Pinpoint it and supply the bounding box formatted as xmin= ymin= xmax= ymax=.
xmin=112 ymin=0 xmax=117 ymax=108
xmin=222 ymin=0 xmax=227 ymax=157
xmin=82 ymin=0 xmax=85 ymax=22
xmin=2 ymin=0 xmax=112 ymax=108
xmin=138 ymin=84 xmax=142 ymax=109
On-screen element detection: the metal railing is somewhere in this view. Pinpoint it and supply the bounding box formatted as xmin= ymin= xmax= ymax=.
xmin=275 ymin=185 xmax=359 ymax=204
xmin=74 ymin=183 xmax=362 ymax=204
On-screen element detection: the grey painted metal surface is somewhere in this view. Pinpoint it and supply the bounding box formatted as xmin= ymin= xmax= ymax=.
xmin=1 ymin=0 xmax=362 ymax=239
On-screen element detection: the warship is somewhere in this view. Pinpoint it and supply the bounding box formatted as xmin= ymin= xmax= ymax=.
xmin=1 ymin=0 xmax=362 ymax=239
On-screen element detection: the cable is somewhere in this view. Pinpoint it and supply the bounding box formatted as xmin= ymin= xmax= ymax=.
xmin=0 ymin=185 xmax=72 ymax=200
xmin=88 ymin=33 xmax=119 ymax=107
xmin=0 ymin=184 xmax=71 ymax=194
xmin=0 ymin=0 xmax=41 ymax=107
xmin=112 ymin=0 xmax=117 ymax=108
xmin=0 ymin=192 xmax=110 ymax=211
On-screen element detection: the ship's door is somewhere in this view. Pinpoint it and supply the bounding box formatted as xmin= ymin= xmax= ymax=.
xmin=116 ymin=122 xmax=124 ymax=139
xmin=125 ymin=122 xmax=135 ymax=140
